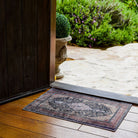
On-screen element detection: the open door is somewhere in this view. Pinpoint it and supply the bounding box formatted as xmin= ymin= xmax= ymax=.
xmin=0 ymin=0 xmax=56 ymax=104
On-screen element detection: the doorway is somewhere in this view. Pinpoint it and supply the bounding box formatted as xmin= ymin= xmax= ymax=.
xmin=50 ymin=0 xmax=138 ymax=105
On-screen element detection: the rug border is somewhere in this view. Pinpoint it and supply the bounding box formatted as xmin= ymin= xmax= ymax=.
xmin=23 ymin=88 xmax=132 ymax=132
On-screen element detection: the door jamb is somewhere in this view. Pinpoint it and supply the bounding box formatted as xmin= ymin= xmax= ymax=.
xmin=50 ymin=0 xmax=56 ymax=83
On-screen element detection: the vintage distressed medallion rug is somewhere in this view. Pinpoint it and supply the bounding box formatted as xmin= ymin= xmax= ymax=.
xmin=23 ymin=88 xmax=132 ymax=131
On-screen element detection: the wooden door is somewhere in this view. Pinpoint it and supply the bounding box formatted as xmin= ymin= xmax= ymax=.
xmin=0 ymin=0 xmax=56 ymax=104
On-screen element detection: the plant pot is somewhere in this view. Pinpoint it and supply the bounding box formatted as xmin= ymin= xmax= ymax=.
xmin=55 ymin=35 xmax=72 ymax=79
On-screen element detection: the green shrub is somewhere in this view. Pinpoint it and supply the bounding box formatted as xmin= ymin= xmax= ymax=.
xmin=57 ymin=0 xmax=138 ymax=47
xmin=120 ymin=0 xmax=138 ymax=12
xmin=56 ymin=12 xmax=71 ymax=38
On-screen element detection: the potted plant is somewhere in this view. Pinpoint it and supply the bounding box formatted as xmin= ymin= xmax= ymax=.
xmin=55 ymin=12 xmax=72 ymax=79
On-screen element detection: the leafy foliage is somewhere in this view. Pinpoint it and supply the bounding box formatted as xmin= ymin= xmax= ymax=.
xmin=56 ymin=12 xmax=71 ymax=38
xmin=120 ymin=0 xmax=138 ymax=12
xmin=57 ymin=0 xmax=138 ymax=47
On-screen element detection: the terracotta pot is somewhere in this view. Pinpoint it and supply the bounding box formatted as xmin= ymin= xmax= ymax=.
xmin=55 ymin=35 xmax=72 ymax=79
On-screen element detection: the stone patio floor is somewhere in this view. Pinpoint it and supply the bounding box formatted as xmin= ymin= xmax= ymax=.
xmin=56 ymin=43 xmax=138 ymax=97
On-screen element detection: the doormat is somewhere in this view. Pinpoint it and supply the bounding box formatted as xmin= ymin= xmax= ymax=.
xmin=23 ymin=88 xmax=132 ymax=131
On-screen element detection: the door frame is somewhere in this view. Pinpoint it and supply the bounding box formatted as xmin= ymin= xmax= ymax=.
xmin=50 ymin=0 xmax=56 ymax=83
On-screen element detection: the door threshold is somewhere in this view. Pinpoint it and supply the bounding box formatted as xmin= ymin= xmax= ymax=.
xmin=51 ymin=82 xmax=138 ymax=105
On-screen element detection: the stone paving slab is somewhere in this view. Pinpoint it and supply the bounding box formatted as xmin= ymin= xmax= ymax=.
xmin=56 ymin=43 xmax=138 ymax=97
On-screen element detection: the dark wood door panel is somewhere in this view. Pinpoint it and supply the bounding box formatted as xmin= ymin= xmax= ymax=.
xmin=22 ymin=0 xmax=38 ymax=91
xmin=37 ymin=0 xmax=50 ymax=88
xmin=0 ymin=0 xmax=56 ymax=103
xmin=0 ymin=0 xmax=8 ymax=100
xmin=6 ymin=0 xmax=24 ymax=96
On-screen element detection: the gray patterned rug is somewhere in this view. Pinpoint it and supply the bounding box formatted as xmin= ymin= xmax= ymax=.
xmin=23 ymin=88 xmax=132 ymax=131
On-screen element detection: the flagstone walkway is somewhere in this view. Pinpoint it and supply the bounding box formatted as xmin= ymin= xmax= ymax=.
xmin=56 ymin=43 xmax=138 ymax=97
